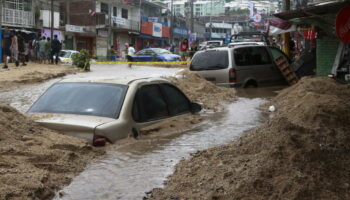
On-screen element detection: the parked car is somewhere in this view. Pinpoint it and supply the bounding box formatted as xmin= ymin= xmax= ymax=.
xmin=230 ymin=32 xmax=270 ymax=46
xmin=56 ymin=50 xmax=79 ymax=64
xmin=189 ymin=45 xmax=289 ymax=88
xmin=27 ymin=77 xmax=202 ymax=146
xmin=129 ymin=48 xmax=181 ymax=62
xmin=199 ymin=40 xmax=225 ymax=50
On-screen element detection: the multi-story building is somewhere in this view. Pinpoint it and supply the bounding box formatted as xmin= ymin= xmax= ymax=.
xmin=172 ymin=0 xmax=225 ymax=17
xmin=205 ymin=22 xmax=233 ymax=42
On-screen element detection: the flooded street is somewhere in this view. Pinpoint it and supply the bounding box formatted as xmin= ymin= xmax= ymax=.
xmin=0 ymin=64 xmax=280 ymax=200
xmin=54 ymin=98 xmax=265 ymax=200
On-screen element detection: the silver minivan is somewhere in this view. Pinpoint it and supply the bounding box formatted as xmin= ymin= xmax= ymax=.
xmin=189 ymin=45 xmax=289 ymax=88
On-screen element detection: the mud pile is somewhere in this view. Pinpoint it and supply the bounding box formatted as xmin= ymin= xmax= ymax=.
xmin=0 ymin=105 xmax=104 ymax=200
xmin=146 ymin=77 xmax=350 ymax=200
xmin=166 ymin=69 xmax=236 ymax=111
xmin=0 ymin=64 xmax=77 ymax=91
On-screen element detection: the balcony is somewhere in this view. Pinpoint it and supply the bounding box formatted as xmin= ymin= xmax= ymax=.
xmin=1 ymin=7 xmax=35 ymax=28
xmin=112 ymin=17 xmax=140 ymax=32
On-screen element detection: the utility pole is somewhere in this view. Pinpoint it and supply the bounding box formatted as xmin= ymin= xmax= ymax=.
xmin=51 ymin=0 xmax=54 ymax=39
xmin=209 ymin=0 xmax=213 ymax=40
xmin=190 ymin=0 xmax=193 ymax=33
xmin=282 ymin=0 xmax=290 ymax=57
xmin=170 ymin=0 xmax=174 ymax=44
xmin=107 ymin=0 xmax=112 ymax=57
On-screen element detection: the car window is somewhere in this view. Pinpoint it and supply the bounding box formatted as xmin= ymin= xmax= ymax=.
xmin=133 ymin=84 xmax=169 ymax=122
xmin=190 ymin=50 xmax=229 ymax=71
xmin=144 ymin=50 xmax=154 ymax=55
xmin=160 ymin=84 xmax=190 ymax=115
xmin=28 ymin=83 xmax=128 ymax=119
xmin=136 ymin=50 xmax=145 ymax=55
xmin=234 ymin=47 xmax=272 ymax=66
xmin=269 ymin=47 xmax=288 ymax=61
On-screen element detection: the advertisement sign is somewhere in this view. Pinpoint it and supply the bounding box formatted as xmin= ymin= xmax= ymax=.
xmin=153 ymin=23 xmax=162 ymax=37
xmin=41 ymin=29 xmax=64 ymax=41
xmin=173 ymin=27 xmax=188 ymax=37
xmin=189 ymin=33 xmax=197 ymax=44
xmin=304 ymin=29 xmax=317 ymax=40
xmin=65 ymin=24 xmax=85 ymax=33
xmin=112 ymin=16 xmax=127 ymax=25
xmin=336 ymin=6 xmax=350 ymax=43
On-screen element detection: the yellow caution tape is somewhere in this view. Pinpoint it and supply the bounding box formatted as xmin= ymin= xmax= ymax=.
xmin=92 ymin=61 xmax=189 ymax=64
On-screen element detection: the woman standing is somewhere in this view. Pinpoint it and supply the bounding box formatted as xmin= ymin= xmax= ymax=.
xmin=10 ymin=31 xmax=19 ymax=67
xmin=179 ymin=39 xmax=189 ymax=61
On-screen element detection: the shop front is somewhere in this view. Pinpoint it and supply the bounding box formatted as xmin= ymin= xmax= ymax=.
xmin=138 ymin=20 xmax=170 ymax=50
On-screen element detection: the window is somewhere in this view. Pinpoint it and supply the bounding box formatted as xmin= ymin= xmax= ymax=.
xmin=122 ymin=8 xmax=128 ymax=19
xmin=269 ymin=47 xmax=288 ymax=61
xmin=160 ymin=84 xmax=190 ymax=116
xmin=133 ymin=85 xmax=169 ymax=122
xmin=28 ymin=83 xmax=128 ymax=119
xmin=234 ymin=47 xmax=272 ymax=66
xmin=190 ymin=50 xmax=229 ymax=71
xmin=101 ymin=3 xmax=109 ymax=14
xmin=113 ymin=6 xmax=117 ymax=16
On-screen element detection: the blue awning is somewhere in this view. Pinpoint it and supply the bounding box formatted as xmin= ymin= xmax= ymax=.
xmin=138 ymin=34 xmax=168 ymax=41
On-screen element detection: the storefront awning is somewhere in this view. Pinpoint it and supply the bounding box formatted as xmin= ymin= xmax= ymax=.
xmin=274 ymin=1 xmax=350 ymax=20
xmin=138 ymin=34 xmax=168 ymax=41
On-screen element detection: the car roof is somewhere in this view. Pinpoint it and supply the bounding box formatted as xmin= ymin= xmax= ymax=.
xmin=59 ymin=77 xmax=171 ymax=86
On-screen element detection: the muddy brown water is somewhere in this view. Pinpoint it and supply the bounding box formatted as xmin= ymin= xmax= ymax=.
xmin=0 ymin=64 xmax=283 ymax=200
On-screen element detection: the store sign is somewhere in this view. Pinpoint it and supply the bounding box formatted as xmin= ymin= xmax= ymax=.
xmin=304 ymin=29 xmax=316 ymax=40
xmin=148 ymin=17 xmax=158 ymax=23
xmin=65 ymin=24 xmax=85 ymax=33
xmin=98 ymin=30 xmax=108 ymax=37
xmin=336 ymin=6 xmax=350 ymax=43
xmin=153 ymin=23 xmax=162 ymax=37
xmin=112 ymin=16 xmax=127 ymax=25
xmin=173 ymin=27 xmax=188 ymax=37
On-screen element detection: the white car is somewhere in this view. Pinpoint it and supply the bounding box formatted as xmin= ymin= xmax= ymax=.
xmin=27 ymin=77 xmax=202 ymax=146
xmin=56 ymin=50 xmax=79 ymax=64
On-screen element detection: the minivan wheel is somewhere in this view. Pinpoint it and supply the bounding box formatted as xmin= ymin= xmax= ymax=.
xmin=244 ymin=80 xmax=258 ymax=88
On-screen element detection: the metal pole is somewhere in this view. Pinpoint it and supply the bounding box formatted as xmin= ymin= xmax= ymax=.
xmin=190 ymin=0 xmax=193 ymax=33
xmin=51 ymin=0 xmax=54 ymax=39
xmin=107 ymin=0 xmax=112 ymax=57
xmin=170 ymin=0 xmax=174 ymax=44
xmin=282 ymin=0 xmax=290 ymax=57
xmin=209 ymin=0 xmax=212 ymax=40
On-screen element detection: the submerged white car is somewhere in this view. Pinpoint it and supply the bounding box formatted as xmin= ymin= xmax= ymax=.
xmin=27 ymin=77 xmax=202 ymax=146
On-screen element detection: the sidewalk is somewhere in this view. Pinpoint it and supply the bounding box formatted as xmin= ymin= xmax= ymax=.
xmin=0 ymin=63 xmax=78 ymax=91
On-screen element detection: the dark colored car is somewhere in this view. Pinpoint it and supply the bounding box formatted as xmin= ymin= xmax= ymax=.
xmin=130 ymin=48 xmax=181 ymax=62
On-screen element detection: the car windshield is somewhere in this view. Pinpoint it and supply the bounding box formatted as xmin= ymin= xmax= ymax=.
xmin=28 ymin=82 xmax=128 ymax=119
xmin=58 ymin=51 xmax=71 ymax=58
xmin=190 ymin=50 xmax=229 ymax=71
xmin=152 ymin=49 xmax=171 ymax=54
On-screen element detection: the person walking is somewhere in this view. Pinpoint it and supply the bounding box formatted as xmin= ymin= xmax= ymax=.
xmin=51 ymin=35 xmax=61 ymax=65
xmin=10 ymin=31 xmax=19 ymax=67
xmin=127 ymin=43 xmax=135 ymax=68
xmin=179 ymin=39 xmax=189 ymax=61
xmin=2 ymin=27 xmax=11 ymax=69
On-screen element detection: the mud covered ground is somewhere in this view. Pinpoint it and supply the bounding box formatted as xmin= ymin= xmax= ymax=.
xmin=0 ymin=66 xmax=235 ymax=200
xmin=0 ymin=63 xmax=78 ymax=92
xmin=146 ymin=77 xmax=350 ymax=200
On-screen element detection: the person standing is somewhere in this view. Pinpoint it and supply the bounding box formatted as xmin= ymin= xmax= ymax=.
xmin=109 ymin=45 xmax=116 ymax=61
xmin=179 ymin=39 xmax=189 ymax=61
xmin=44 ymin=37 xmax=51 ymax=64
xmin=17 ymin=32 xmax=27 ymax=66
xmin=51 ymin=35 xmax=61 ymax=64
xmin=38 ymin=36 xmax=46 ymax=63
xmin=10 ymin=31 xmax=19 ymax=67
xmin=2 ymin=27 xmax=11 ymax=69
xmin=127 ymin=43 xmax=135 ymax=68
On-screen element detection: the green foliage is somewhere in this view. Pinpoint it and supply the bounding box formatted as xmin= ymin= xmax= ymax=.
xmin=72 ymin=49 xmax=90 ymax=71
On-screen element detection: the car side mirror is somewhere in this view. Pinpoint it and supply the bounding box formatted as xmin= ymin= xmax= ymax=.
xmin=190 ymin=102 xmax=202 ymax=113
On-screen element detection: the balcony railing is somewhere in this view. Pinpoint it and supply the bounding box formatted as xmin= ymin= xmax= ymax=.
xmin=112 ymin=18 xmax=140 ymax=32
xmin=1 ymin=8 xmax=35 ymax=27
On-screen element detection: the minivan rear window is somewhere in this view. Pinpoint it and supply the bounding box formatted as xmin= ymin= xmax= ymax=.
xmin=190 ymin=50 xmax=229 ymax=71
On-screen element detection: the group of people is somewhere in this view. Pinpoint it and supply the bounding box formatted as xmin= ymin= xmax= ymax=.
xmin=2 ymin=27 xmax=62 ymax=69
